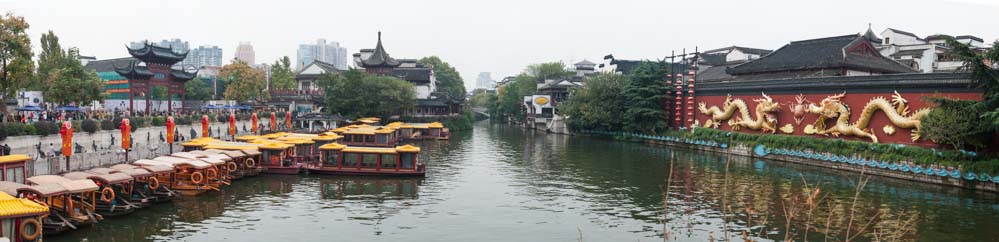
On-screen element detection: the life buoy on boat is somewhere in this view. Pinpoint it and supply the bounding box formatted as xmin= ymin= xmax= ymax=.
xmin=227 ymin=162 xmax=238 ymax=172
xmin=206 ymin=168 xmax=218 ymax=180
xmin=191 ymin=172 xmax=205 ymax=184
xmin=148 ymin=177 xmax=160 ymax=190
xmin=100 ymin=187 xmax=115 ymax=203
xmin=245 ymin=158 xmax=255 ymax=168
xmin=20 ymin=218 xmax=42 ymax=241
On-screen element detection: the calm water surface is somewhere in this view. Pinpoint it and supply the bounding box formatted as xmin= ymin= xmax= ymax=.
xmin=51 ymin=122 xmax=999 ymax=241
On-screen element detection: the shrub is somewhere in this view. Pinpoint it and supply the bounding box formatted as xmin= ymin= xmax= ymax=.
xmin=152 ymin=116 xmax=166 ymax=126
xmin=34 ymin=121 xmax=57 ymax=136
xmin=101 ymin=119 xmax=114 ymax=130
xmin=131 ymin=118 xmax=145 ymax=131
xmin=81 ymin=119 xmax=99 ymax=133
xmin=112 ymin=117 xmax=124 ymax=129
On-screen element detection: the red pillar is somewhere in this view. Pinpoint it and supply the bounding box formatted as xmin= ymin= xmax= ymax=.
xmin=129 ymin=90 xmax=134 ymax=116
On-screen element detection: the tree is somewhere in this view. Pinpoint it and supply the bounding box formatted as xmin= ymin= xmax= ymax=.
xmin=525 ymin=62 xmax=573 ymax=83
xmin=469 ymin=89 xmax=496 ymax=108
xmin=269 ymin=56 xmax=296 ymax=90
xmin=561 ymin=73 xmax=630 ymax=131
xmin=318 ymin=69 xmax=415 ymax=118
xmin=944 ymin=38 xmax=999 ymax=128
xmin=921 ymin=99 xmax=990 ymax=149
xmin=220 ymin=59 xmax=268 ymax=102
xmin=621 ymin=61 xmax=670 ymax=133
xmin=34 ymin=30 xmax=65 ymax=91
xmin=150 ymin=86 xmax=168 ymax=111
xmin=184 ymin=78 xmax=212 ymax=101
xmin=45 ymin=48 xmax=104 ymax=106
xmin=418 ymin=56 xmax=465 ymax=100
xmin=0 ymin=12 xmax=34 ymax=115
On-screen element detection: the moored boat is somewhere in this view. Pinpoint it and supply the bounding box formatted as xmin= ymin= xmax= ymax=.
xmin=61 ymin=171 xmax=137 ymax=217
xmin=0 ymin=190 xmax=49 ymax=242
xmin=306 ymin=143 xmax=424 ymax=176
xmin=24 ymin=175 xmax=103 ymax=232
xmin=134 ymin=158 xmax=217 ymax=196
xmin=254 ymin=141 xmax=301 ymax=174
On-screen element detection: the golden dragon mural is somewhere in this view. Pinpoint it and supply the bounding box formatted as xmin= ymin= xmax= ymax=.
xmin=804 ymin=91 xmax=930 ymax=143
xmin=698 ymin=93 xmax=781 ymax=133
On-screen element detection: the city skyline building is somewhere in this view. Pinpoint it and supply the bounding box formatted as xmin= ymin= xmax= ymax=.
xmin=184 ymin=45 xmax=223 ymax=68
xmin=296 ymin=39 xmax=348 ymax=71
xmin=475 ymin=72 xmax=494 ymax=90
xmin=235 ymin=42 xmax=255 ymax=65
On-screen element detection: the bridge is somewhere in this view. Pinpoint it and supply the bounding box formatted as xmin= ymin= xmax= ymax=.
xmin=472 ymin=107 xmax=490 ymax=120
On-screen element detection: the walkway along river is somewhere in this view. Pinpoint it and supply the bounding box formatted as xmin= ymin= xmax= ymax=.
xmin=50 ymin=122 xmax=999 ymax=241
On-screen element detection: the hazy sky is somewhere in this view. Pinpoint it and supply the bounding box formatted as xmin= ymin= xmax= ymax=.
xmin=2 ymin=0 xmax=997 ymax=90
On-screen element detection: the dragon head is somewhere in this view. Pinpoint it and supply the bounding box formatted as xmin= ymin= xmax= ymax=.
xmin=808 ymin=92 xmax=845 ymax=119
xmin=754 ymin=93 xmax=781 ymax=124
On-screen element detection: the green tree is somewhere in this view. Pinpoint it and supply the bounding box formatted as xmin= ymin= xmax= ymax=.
xmin=150 ymin=86 xmax=168 ymax=111
xmin=184 ymin=78 xmax=212 ymax=101
xmin=34 ymin=30 xmax=64 ymax=91
xmin=469 ymin=89 xmax=496 ymax=108
xmin=220 ymin=59 xmax=268 ymax=102
xmin=269 ymin=56 xmax=296 ymax=90
xmin=318 ymin=69 xmax=415 ymax=118
xmin=921 ymin=100 xmax=990 ymax=149
xmin=494 ymin=74 xmax=535 ymax=119
xmin=945 ymin=38 xmax=999 ymax=128
xmin=0 ymin=12 xmax=34 ymax=115
xmin=46 ymin=48 xmax=104 ymax=106
xmin=561 ymin=73 xmax=630 ymax=131
xmin=525 ymin=62 xmax=573 ymax=83
xmin=418 ymin=56 xmax=466 ymax=100
xmin=621 ymin=61 xmax=670 ymax=133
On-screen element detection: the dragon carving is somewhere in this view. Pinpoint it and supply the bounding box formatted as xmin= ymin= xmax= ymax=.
xmin=805 ymin=91 xmax=930 ymax=143
xmin=698 ymin=93 xmax=781 ymax=133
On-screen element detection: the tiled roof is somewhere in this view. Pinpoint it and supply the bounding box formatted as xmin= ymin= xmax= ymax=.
xmin=886 ymin=28 xmax=919 ymax=38
xmin=392 ymin=68 xmax=432 ymax=83
xmin=84 ymin=57 xmax=138 ymax=72
xmin=728 ymin=34 xmax=915 ymax=75
xmin=360 ymin=32 xmax=401 ymax=68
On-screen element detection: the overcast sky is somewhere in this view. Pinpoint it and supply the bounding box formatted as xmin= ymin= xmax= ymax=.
xmin=2 ymin=0 xmax=997 ymax=91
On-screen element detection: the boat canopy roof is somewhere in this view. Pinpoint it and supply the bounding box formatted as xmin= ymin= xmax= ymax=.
xmin=0 ymin=154 xmax=32 ymax=164
xmin=59 ymin=180 xmax=100 ymax=193
xmin=140 ymin=165 xmax=174 ymax=174
xmin=114 ymin=168 xmax=151 ymax=177
xmin=0 ymin=181 xmax=29 ymax=196
xmin=109 ymin=164 xmax=138 ymax=171
xmin=88 ymin=167 xmax=116 ymax=175
xmin=89 ymin=173 xmax=134 ymax=184
xmin=0 ymin=191 xmax=49 ymax=217
xmin=28 ymin=175 xmax=72 ymax=185
xmin=19 ymin=183 xmax=67 ymax=197
xmin=171 ymin=152 xmax=206 ymax=160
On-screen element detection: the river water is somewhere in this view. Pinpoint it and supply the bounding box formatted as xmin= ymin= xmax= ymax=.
xmin=50 ymin=122 xmax=999 ymax=242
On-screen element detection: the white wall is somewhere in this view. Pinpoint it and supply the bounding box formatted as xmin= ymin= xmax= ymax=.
xmin=415 ymin=85 xmax=432 ymax=99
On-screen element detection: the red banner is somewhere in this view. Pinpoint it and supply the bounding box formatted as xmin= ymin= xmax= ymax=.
xmin=285 ymin=111 xmax=292 ymax=130
xmin=59 ymin=121 xmax=73 ymax=157
xmin=166 ymin=116 xmax=175 ymax=144
xmin=201 ymin=115 xmax=210 ymax=138
xmin=120 ymin=119 xmax=131 ymax=150
xmin=251 ymin=113 xmax=258 ymax=134
xmin=229 ymin=113 xmax=237 ymax=136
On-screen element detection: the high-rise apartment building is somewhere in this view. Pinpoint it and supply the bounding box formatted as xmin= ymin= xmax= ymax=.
xmin=296 ymin=39 xmax=347 ymax=70
xmin=183 ymin=45 xmax=223 ymax=68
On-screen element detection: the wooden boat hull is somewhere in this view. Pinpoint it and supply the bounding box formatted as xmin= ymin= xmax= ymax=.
xmin=96 ymin=202 xmax=136 ymax=218
xmin=306 ymin=167 xmax=425 ymax=177
xmin=172 ymin=188 xmax=211 ymax=196
xmin=262 ymin=166 xmax=301 ymax=174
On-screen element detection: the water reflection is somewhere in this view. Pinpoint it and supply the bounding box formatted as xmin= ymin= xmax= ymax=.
xmin=47 ymin=123 xmax=999 ymax=242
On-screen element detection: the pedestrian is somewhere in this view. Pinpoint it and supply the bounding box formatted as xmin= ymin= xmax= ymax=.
xmin=2 ymin=144 xmax=10 ymax=155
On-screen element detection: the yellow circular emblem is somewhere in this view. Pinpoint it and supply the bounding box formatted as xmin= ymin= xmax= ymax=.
xmin=535 ymin=97 xmax=549 ymax=105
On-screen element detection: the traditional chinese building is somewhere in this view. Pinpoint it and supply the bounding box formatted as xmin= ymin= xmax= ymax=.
xmin=87 ymin=43 xmax=197 ymax=114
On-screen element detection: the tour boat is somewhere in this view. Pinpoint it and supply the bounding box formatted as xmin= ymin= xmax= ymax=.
xmin=87 ymin=167 xmax=154 ymax=209
xmin=306 ymin=143 xmax=424 ymax=176
xmin=0 ymin=154 xmax=31 ymax=184
xmin=0 ymin=190 xmax=49 ymax=242
xmin=108 ymin=164 xmax=174 ymax=204
xmin=180 ymin=137 xmax=217 ymax=152
xmin=276 ymin=138 xmax=317 ymax=164
xmin=61 ymin=171 xmax=137 ymax=217
xmin=134 ymin=158 xmax=217 ymax=196
xmin=167 ymin=153 xmax=231 ymax=186
xmin=331 ymin=125 xmax=401 ymax=147
xmin=118 ymin=164 xmax=176 ymax=203
xmin=394 ymin=122 xmax=449 ymax=140
xmin=255 ymin=141 xmax=301 ymax=174
xmin=24 ymin=175 xmax=103 ymax=231
xmin=0 ymin=181 xmax=76 ymax=237
xmin=201 ymin=142 xmax=265 ymax=177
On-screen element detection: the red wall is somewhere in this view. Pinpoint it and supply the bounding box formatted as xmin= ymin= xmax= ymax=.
xmin=692 ymin=92 xmax=981 ymax=147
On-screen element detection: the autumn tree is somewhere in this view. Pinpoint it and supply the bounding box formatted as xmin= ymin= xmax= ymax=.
xmin=0 ymin=12 xmax=35 ymax=115
xmin=220 ymin=59 xmax=268 ymax=102
xmin=34 ymin=30 xmax=65 ymax=90
xmin=269 ymin=56 xmax=296 ymax=90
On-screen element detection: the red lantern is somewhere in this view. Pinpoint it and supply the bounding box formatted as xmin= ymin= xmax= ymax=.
xmin=285 ymin=111 xmax=292 ymax=130
xmin=251 ymin=113 xmax=259 ymax=134
xmin=229 ymin=113 xmax=237 ymax=137
xmin=270 ymin=112 xmax=277 ymax=131
xmin=59 ymin=121 xmax=73 ymax=157
xmin=166 ymin=116 xmax=176 ymax=144
xmin=201 ymin=115 xmax=210 ymax=138
xmin=120 ymin=119 xmax=131 ymax=150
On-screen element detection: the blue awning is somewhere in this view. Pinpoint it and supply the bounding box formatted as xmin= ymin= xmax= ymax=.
xmin=16 ymin=105 xmax=42 ymax=111
xmin=56 ymin=106 xmax=81 ymax=111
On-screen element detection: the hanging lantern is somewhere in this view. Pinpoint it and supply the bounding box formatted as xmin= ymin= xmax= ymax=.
xmin=251 ymin=113 xmax=259 ymax=134
xmin=166 ymin=116 xmax=176 ymax=144
xmin=285 ymin=111 xmax=292 ymax=130
xmin=201 ymin=115 xmax=210 ymax=138
xmin=120 ymin=119 xmax=131 ymax=151
xmin=59 ymin=121 xmax=73 ymax=157
xmin=229 ymin=113 xmax=237 ymax=137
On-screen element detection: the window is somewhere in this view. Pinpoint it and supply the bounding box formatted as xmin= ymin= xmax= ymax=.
xmin=154 ymin=73 xmax=166 ymax=79
xmin=361 ymin=154 xmax=378 ymax=168
xmin=343 ymin=153 xmax=359 ymax=167
xmin=365 ymin=135 xmax=374 ymax=143
xmin=400 ymin=153 xmax=415 ymax=169
xmin=376 ymin=134 xmax=387 ymax=144
xmin=324 ymin=151 xmax=340 ymax=167
xmin=381 ymin=154 xmax=398 ymax=168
